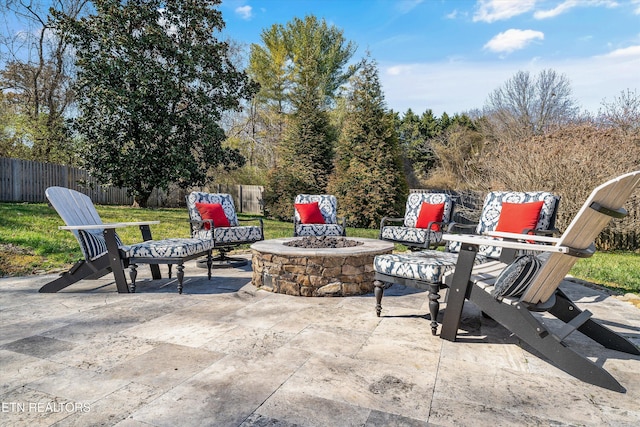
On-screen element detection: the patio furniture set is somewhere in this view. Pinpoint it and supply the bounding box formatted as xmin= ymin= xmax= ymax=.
xmin=41 ymin=171 xmax=640 ymax=393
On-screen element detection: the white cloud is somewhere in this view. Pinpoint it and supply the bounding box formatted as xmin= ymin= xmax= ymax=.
xmin=633 ymin=0 xmax=640 ymax=14
xmin=473 ymin=0 xmax=536 ymax=23
xmin=534 ymin=0 xmax=619 ymax=19
xmin=379 ymin=47 xmax=639 ymax=116
xmin=484 ymin=29 xmax=544 ymax=54
xmin=597 ymin=45 xmax=640 ymax=58
xmin=534 ymin=0 xmax=579 ymax=19
xmin=235 ymin=5 xmax=253 ymax=20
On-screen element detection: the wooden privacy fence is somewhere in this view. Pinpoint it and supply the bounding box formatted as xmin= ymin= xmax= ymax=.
xmin=0 ymin=157 xmax=264 ymax=214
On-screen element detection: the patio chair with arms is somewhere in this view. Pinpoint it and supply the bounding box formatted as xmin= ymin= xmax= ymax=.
xmin=293 ymin=194 xmax=346 ymax=237
xmin=379 ymin=191 xmax=455 ymax=250
xmin=42 ymin=186 xmax=214 ymax=294
xmin=186 ymin=192 xmax=264 ymax=268
xmin=440 ymin=171 xmax=640 ymax=392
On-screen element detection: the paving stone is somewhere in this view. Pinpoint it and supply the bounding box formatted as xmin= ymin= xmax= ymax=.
xmin=0 ymin=257 xmax=639 ymax=426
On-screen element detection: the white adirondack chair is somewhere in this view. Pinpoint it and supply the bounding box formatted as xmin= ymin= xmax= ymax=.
xmin=44 ymin=187 xmax=214 ymax=293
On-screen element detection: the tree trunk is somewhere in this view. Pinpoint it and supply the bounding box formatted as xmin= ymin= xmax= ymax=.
xmin=133 ymin=192 xmax=151 ymax=208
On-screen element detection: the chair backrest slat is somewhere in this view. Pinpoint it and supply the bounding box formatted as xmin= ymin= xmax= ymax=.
xmin=46 ymin=186 xmax=103 ymax=231
xmin=521 ymin=171 xmax=640 ymax=304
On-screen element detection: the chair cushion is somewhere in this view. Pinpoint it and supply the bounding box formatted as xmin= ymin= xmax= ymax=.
xmin=187 ymin=193 xmax=239 ymax=226
xmin=380 ymin=226 xmax=442 ymax=246
xmin=195 ymin=202 xmax=231 ymax=229
xmin=416 ymin=202 xmax=445 ymax=231
xmin=447 ymin=191 xmax=558 ymax=259
xmin=78 ymin=230 xmax=124 ymax=261
xmin=491 ymin=254 xmax=541 ymax=299
xmin=495 ymin=201 xmax=544 ymax=234
xmin=374 ymin=251 xmax=488 ymax=284
xmin=122 ymin=238 xmax=215 ymax=259
xmin=295 ymin=223 xmax=344 ymax=237
xmin=295 ymin=202 xmax=326 ymax=224
xmin=294 ymin=195 xmax=338 ymax=224
xmin=193 ymin=225 xmax=263 ymax=244
xmin=214 ymin=225 xmax=264 ymax=244
xmin=403 ymin=193 xmax=453 ymax=227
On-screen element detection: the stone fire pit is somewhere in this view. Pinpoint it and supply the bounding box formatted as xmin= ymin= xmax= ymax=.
xmin=250 ymin=237 xmax=394 ymax=297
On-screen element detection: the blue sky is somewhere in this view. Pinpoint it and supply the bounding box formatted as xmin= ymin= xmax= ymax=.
xmin=219 ymin=0 xmax=640 ymax=116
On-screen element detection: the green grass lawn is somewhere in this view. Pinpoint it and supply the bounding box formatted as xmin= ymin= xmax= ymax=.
xmin=1 ymin=202 xmax=638 ymax=294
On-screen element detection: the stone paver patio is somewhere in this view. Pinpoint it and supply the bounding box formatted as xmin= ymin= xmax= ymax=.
xmin=1 ymin=254 xmax=639 ymax=426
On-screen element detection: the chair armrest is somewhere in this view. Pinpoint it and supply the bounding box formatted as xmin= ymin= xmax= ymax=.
xmin=380 ymin=217 xmax=404 ymax=226
xmin=238 ymin=217 xmax=264 ymax=227
xmin=189 ymin=219 xmax=214 ymax=234
xmin=528 ymin=228 xmax=561 ymax=237
xmin=337 ymin=216 xmax=347 ymax=236
xmin=484 ymin=231 xmax=561 ymax=244
xmin=446 ymin=221 xmax=477 ymax=233
xmin=443 ymin=233 xmax=570 ymax=254
xmin=59 ymin=221 xmax=160 ymax=231
xmin=379 ymin=216 xmax=403 ymax=238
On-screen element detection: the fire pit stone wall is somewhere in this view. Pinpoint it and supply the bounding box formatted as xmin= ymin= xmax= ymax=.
xmin=250 ymin=237 xmax=394 ymax=297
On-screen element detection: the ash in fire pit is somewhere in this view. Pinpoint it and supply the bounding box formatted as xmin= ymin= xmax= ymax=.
xmin=283 ymin=235 xmax=363 ymax=248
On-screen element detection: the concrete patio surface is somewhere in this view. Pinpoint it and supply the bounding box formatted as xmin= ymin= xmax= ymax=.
xmin=1 ymin=254 xmax=639 ymax=426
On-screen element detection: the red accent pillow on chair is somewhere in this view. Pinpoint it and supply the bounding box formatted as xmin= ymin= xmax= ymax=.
xmin=295 ymin=202 xmax=326 ymax=224
xmin=195 ymin=202 xmax=231 ymax=229
xmin=415 ymin=202 xmax=445 ymax=231
xmin=495 ymin=201 xmax=544 ymax=233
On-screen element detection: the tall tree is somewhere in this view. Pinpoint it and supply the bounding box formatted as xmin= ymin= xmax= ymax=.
xmin=255 ymin=15 xmax=358 ymax=218
xmin=484 ymin=69 xmax=579 ymax=140
xmin=54 ymin=0 xmax=257 ymax=207
xmin=328 ymin=55 xmax=407 ymax=228
xmin=0 ymin=0 xmax=88 ymax=163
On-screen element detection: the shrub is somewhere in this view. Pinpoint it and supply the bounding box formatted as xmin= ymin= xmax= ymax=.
xmin=477 ymin=124 xmax=639 ymax=249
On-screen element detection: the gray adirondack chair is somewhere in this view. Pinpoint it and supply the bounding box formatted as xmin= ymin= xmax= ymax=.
xmin=440 ymin=171 xmax=640 ymax=392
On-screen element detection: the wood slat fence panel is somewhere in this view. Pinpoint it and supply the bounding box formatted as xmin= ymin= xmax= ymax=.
xmin=0 ymin=158 xmax=264 ymax=214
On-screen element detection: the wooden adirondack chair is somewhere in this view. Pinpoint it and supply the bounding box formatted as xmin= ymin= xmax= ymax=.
xmin=43 ymin=187 xmax=214 ymax=294
xmin=440 ymin=171 xmax=640 ymax=392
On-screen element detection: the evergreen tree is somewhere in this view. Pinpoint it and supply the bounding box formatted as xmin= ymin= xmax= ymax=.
xmin=54 ymin=0 xmax=256 ymax=206
xmin=257 ymin=15 xmax=357 ymax=218
xmin=328 ymin=56 xmax=407 ymax=228
xmin=263 ymin=91 xmax=335 ymax=220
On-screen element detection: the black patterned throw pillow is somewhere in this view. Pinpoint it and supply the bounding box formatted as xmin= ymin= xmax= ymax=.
xmin=491 ymin=254 xmax=542 ymax=299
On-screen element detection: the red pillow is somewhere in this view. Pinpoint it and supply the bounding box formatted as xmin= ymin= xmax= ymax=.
xmin=195 ymin=202 xmax=230 ymax=229
xmin=415 ymin=202 xmax=445 ymax=231
xmin=495 ymin=201 xmax=544 ymax=234
xmin=295 ymin=202 xmax=325 ymax=224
